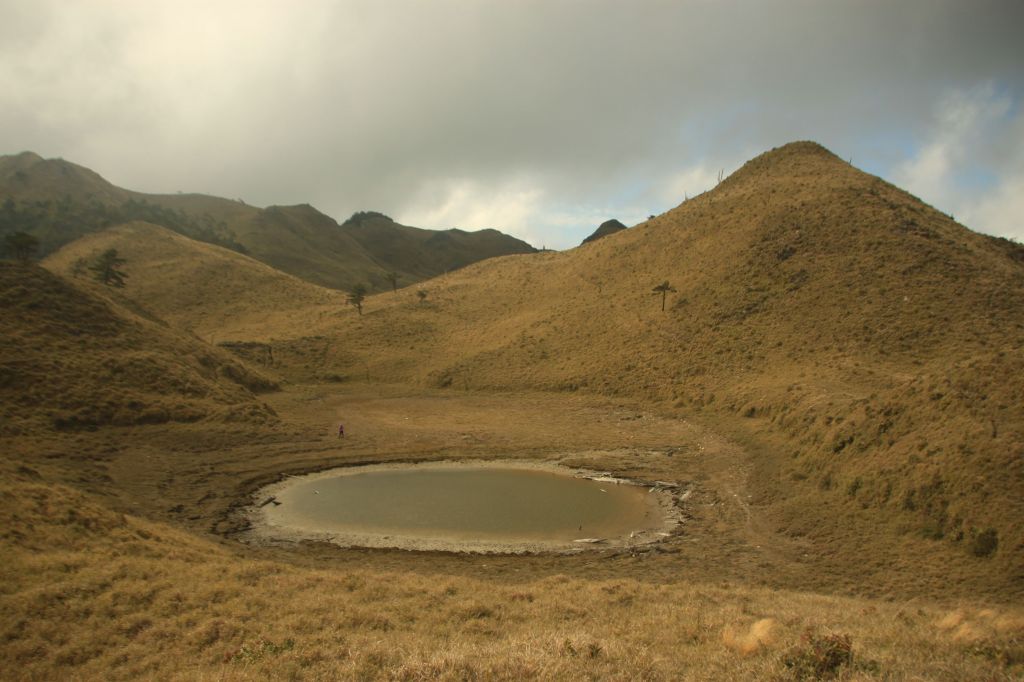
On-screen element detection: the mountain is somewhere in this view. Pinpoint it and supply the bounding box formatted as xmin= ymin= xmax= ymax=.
xmin=581 ymin=218 xmax=627 ymax=245
xmin=0 ymin=153 xmax=536 ymax=291
xmin=0 ymin=151 xmax=130 ymax=204
xmin=285 ymin=141 xmax=1023 ymax=591
xmin=0 ymin=261 xmax=277 ymax=435
xmin=340 ymin=211 xmax=537 ymax=285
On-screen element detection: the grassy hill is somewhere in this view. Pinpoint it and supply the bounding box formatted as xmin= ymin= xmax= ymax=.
xmin=278 ymin=142 xmax=1024 ymax=593
xmin=0 ymin=153 xmax=249 ymax=256
xmin=43 ymin=221 xmax=347 ymax=341
xmin=2 ymin=141 xmax=1023 ymax=680
xmin=19 ymin=141 xmax=1021 ymax=591
xmin=0 ymin=153 xmax=535 ymax=292
xmin=0 ymin=261 xmax=277 ymax=434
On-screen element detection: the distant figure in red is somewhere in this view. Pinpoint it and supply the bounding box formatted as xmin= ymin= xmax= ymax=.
xmin=338 ymin=423 xmax=345 ymax=438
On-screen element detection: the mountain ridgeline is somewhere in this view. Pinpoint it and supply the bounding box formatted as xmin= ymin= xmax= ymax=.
xmin=581 ymin=218 xmax=627 ymax=245
xmin=0 ymin=152 xmax=536 ymax=292
xmin=341 ymin=211 xmax=537 ymax=282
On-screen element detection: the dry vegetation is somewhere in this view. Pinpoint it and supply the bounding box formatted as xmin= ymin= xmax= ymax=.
xmin=2 ymin=141 xmax=1023 ymax=679
xmin=3 ymin=414 xmax=1023 ymax=681
xmin=285 ymin=142 xmax=1024 ymax=593
xmin=0 ymin=262 xmax=277 ymax=433
xmin=43 ymin=222 xmax=344 ymax=340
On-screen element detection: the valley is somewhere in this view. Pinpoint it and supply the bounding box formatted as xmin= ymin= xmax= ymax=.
xmin=2 ymin=142 xmax=1022 ymax=680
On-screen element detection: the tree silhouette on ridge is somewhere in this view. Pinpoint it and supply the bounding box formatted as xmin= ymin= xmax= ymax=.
xmin=652 ymin=281 xmax=676 ymax=311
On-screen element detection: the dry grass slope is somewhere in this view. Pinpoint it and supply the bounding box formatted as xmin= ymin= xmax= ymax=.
xmin=2 ymin=141 xmax=1023 ymax=680
xmin=2 ymin=465 xmax=1022 ymax=680
xmin=43 ymin=221 xmax=346 ymax=340
xmin=0 ymin=151 xmax=129 ymax=204
xmin=0 ymin=262 xmax=277 ymax=434
xmin=270 ymin=142 xmax=1023 ymax=594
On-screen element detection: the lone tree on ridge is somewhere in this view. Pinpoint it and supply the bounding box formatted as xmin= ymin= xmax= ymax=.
xmin=385 ymin=271 xmax=399 ymax=294
xmin=652 ymin=280 xmax=676 ymax=311
xmin=4 ymin=231 xmax=39 ymax=263
xmin=90 ymin=248 xmax=128 ymax=287
xmin=347 ymin=283 xmax=367 ymax=315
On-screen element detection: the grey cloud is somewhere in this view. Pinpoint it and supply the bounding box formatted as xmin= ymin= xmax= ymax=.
xmin=1 ymin=0 xmax=1022 ymax=246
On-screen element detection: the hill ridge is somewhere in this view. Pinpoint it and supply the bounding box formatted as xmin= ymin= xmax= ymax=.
xmin=0 ymin=152 xmax=536 ymax=292
xmin=43 ymin=220 xmax=345 ymax=341
xmin=0 ymin=261 xmax=278 ymax=434
xmin=581 ymin=219 xmax=627 ymax=245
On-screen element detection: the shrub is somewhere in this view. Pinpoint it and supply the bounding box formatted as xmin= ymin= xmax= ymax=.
xmin=846 ymin=477 xmax=862 ymax=497
xmin=783 ymin=629 xmax=853 ymax=679
xmin=970 ymin=528 xmax=998 ymax=558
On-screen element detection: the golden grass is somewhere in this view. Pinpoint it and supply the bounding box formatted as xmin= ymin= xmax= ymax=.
xmin=43 ymin=221 xmax=344 ymax=341
xmin=0 ymin=262 xmax=277 ymax=433
xmin=2 ymin=151 xmax=535 ymax=293
xmin=722 ymin=618 xmax=778 ymax=656
xmin=234 ymin=142 xmax=1021 ymax=591
xmin=3 ymin=384 xmax=1023 ymax=679
xmin=3 ymin=140 xmax=1023 ymax=679
xmin=2 ymin=472 xmax=1022 ymax=680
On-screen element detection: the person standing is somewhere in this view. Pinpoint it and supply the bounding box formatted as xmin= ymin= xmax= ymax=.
xmin=338 ymin=423 xmax=345 ymax=438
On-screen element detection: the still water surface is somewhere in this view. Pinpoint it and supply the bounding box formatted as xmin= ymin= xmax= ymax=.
xmin=261 ymin=464 xmax=662 ymax=545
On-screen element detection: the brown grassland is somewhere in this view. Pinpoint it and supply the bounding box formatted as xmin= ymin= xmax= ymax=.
xmin=3 ymin=142 xmax=1023 ymax=679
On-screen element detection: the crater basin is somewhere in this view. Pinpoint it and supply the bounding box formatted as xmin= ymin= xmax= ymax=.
xmin=248 ymin=461 xmax=680 ymax=553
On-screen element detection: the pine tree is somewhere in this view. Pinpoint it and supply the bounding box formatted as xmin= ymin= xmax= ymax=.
xmin=347 ymin=284 xmax=367 ymax=315
xmin=89 ymin=248 xmax=128 ymax=287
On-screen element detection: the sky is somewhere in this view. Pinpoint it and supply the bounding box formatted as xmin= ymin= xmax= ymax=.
xmin=2 ymin=0 xmax=1022 ymax=249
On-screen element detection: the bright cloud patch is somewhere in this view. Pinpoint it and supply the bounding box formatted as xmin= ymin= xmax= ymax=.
xmin=894 ymin=83 xmax=1023 ymax=241
xmin=660 ymin=164 xmax=723 ymax=204
xmin=963 ymin=174 xmax=1024 ymax=241
xmin=399 ymin=179 xmax=547 ymax=247
xmin=399 ymin=157 xmax=747 ymax=251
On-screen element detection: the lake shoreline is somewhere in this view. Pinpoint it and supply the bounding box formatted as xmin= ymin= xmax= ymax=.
xmin=242 ymin=458 xmax=685 ymax=555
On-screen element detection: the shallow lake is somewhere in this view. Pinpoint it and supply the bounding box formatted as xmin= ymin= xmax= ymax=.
xmin=252 ymin=462 xmax=677 ymax=552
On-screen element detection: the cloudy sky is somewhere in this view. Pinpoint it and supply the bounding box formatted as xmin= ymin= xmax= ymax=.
xmin=2 ymin=0 xmax=1022 ymax=249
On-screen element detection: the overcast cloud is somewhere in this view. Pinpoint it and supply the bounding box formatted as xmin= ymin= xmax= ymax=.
xmin=2 ymin=0 xmax=1022 ymax=248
